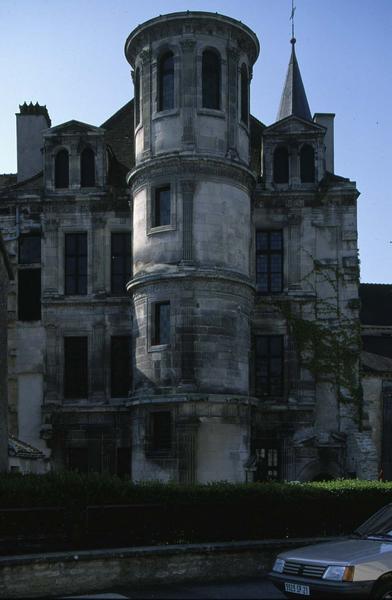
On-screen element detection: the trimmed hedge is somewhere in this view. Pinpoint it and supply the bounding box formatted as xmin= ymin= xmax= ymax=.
xmin=0 ymin=473 xmax=392 ymax=550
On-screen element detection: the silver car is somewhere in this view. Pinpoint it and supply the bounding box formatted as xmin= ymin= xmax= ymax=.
xmin=269 ymin=503 xmax=392 ymax=598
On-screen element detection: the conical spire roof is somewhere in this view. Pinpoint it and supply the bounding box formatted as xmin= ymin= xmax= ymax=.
xmin=277 ymin=38 xmax=311 ymax=122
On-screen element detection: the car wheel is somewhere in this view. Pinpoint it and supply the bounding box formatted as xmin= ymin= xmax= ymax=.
xmin=374 ymin=580 xmax=392 ymax=599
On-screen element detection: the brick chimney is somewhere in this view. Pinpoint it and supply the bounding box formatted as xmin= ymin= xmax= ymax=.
xmin=16 ymin=102 xmax=51 ymax=182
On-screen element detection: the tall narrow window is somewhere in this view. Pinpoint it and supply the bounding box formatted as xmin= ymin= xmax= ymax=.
xmin=135 ymin=67 xmax=141 ymax=126
xmin=18 ymin=269 xmax=41 ymax=321
xmin=153 ymin=186 xmax=171 ymax=227
xmin=55 ymin=149 xmax=69 ymax=188
xmin=111 ymin=232 xmax=132 ymax=295
xmin=202 ymin=50 xmax=220 ymax=109
xmin=256 ymin=230 xmax=283 ymax=293
xmin=273 ymin=146 xmax=289 ymax=183
xmin=153 ymin=301 xmax=170 ymax=346
xmin=255 ymin=335 xmax=284 ymax=397
xmin=151 ymin=412 xmax=172 ymax=452
xmin=64 ymin=336 xmax=88 ymax=399
xmin=300 ymin=144 xmax=315 ymax=183
xmin=111 ymin=336 xmax=132 ymax=398
xmin=240 ymin=63 xmax=249 ymax=124
xmin=65 ymin=233 xmax=87 ymax=295
xmin=158 ymin=52 xmax=174 ymax=112
xmin=80 ymin=147 xmax=95 ymax=187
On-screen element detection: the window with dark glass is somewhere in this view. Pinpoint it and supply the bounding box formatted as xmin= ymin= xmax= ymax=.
xmin=135 ymin=67 xmax=141 ymax=126
xmin=111 ymin=232 xmax=132 ymax=295
xmin=68 ymin=447 xmax=88 ymax=473
xmin=273 ymin=146 xmax=289 ymax=183
xmin=151 ymin=411 xmax=172 ymax=452
xmin=18 ymin=269 xmax=41 ymax=321
xmin=153 ymin=301 xmax=170 ymax=346
xmin=111 ymin=336 xmax=131 ymax=398
xmin=300 ymin=144 xmax=315 ymax=183
xmin=55 ymin=149 xmax=69 ymax=188
xmin=64 ymin=336 xmax=88 ymax=399
xmin=240 ymin=63 xmax=249 ymax=124
xmin=153 ymin=186 xmax=171 ymax=227
xmin=65 ymin=233 xmax=87 ymax=295
xmin=80 ymin=147 xmax=95 ymax=187
xmin=202 ymin=50 xmax=220 ymax=109
xmin=256 ymin=230 xmax=283 ymax=293
xmin=255 ymin=335 xmax=284 ymax=397
xmin=158 ymin=52 xmax=174 ymax=111
xmin=19 ymin=234 xmax=41 ymax=264
xmin=254 ymin=446 xmax=280 ymax=481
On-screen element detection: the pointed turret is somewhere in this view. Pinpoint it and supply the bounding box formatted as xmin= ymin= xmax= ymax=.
xmin=277 ymin=38 xmax=311 ymax=122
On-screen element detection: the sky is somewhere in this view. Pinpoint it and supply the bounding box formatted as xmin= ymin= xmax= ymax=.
xmin=0 ymin=0 xmax=391 ymax=283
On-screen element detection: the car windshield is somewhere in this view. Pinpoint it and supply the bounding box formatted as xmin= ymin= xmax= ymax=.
xmin=355 ymin=504 xmax=392 ymax=539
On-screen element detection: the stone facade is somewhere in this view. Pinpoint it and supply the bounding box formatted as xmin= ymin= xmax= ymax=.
xmin=0 ymin=232 xmax=13 ymax=472
xmin=0 ymin=11 xmax=383 ymax=481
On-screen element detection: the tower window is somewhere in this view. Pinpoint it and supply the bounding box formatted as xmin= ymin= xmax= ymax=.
xmin=153 ymin=301 xmax=170 ymax=346
xmin=55 ymin=149 xmax=69 ymax=188
xmin=256 ymin=230 xmax=283 ymax=294
xmin=111 ymin=336 xmax=132 ymax=398
xmin=18 ymin=269 xmax=41 ymax=321
xmin=273 ymin=146 xmax=289 ymax=183
xmin=158 ymin=51 xmax=174 ymax=112
xmin=150 ymin=411 xmax=172 ymax=452
xmin=80 ymin=147 xmax=95 ymax=187
xmin=135 ymin=67 xmax=141 ymax=126
xmin=65 ymin=233 xmax=87 ymax=295
xmin=64 ymin=336 xmax=88 ymax=399
xmin=111 ymin=232 xmax=132 ymax=295
xmin=202 ymin=50 xmax=221 ymax=110
xmin=300 ymin=144 xmax=315 ymax=183
xmin=153 ymin=186 xmax=171 ymax=227
xmin=255 ymin=335 xmax=284 ymax=398
xmin=240 ymin=63 xmax=249 ymax=124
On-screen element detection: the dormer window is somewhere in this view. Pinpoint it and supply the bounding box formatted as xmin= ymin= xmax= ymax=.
xmin=300 ymin=144 xmax=315 ymax=183
xmin=55 ymin=149 xmax=69 ymax=188
xmin=80 ymin=147 xmax=95 ymax=187
xmin=202 ymin=50 xmax=221 ymax=110
xmin=273 ymin=146 xmax=289 ymax=183
xmin=158 ymin=51 xmax=174 ymax=111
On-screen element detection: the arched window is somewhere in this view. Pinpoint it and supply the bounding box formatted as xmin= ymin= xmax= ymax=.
xmin=300 ymin=144 xmax=315 ymax=183
xmin=55 ymin=149 xmax=69 ymax=188
xmin=240 ymin=64 xmax=249 ymax=124
xmin=80 ymin=147 xmax=95 ymax=187
xmin=202 ymin=50 xmax=220 ymax=110
xmin=135 ymin=67 xmax=141 ymax=126
xmin=158 ymin=51 xmax=174 ymax=112
xmin=273 ymin=147 xmax=289 ymax=183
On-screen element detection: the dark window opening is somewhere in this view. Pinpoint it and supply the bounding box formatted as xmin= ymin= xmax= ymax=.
xmin=151 ymin=411 xmax=172 ymax=452
xmin=64 ymin=336 xmax=88 ymax=399
xmin=256 ymin=230 xmax=283 ymax=293
xmin=153 ymin=301 xmax=170 ymax=346
xmin=111 ymin=232 xmax=132 ymax=295
xmin=111 ymin=336 xmax=132 ymax=398
xmin=65 ymin=233 xmax=87 ymax=295
xmin=135 ymin=67 xmax=141 ymax=126
xmin=255 ymin=335 xmax=284 ymax=397
xmin=240 ymin=63 xmax=249 ymax=124
xmin=19 ymin=234 xmax=41 ymax=264
xmin=300 ymin=144 xmax=315 ymax=183
xmin=67 ymin=447 xmax=88 ymax=473
xmin=202 ymin=50 xmax=221 ymax=110
xmin=117 ymin=447 xmax=131 ymax=478
xmin=158 ymin=52 xmax=174 ymax=112
xmin=80 ymin=147 xmax=95 ymax=187
xmin=55 ymin=149 xmax=69 ymax=188
xmin=18 ymin=269 xmax=41 ymax=321
xmin=254 ymin=445 xmax=280 ymax=481
xmin=153 ymin=186 xmax=171 ymax=227
xmin=273 ymin=146 xmax=289 ymax=183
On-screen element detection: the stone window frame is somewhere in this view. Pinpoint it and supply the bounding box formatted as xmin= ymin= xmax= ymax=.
xmin=145 ymin=407 xmax=175 ymax=458
xmin=59 ymin=228 xmax=92 ymax=296
xmin=146 ymin=178 xmax=177 ymax=236
xmin=60 ymin=329 xmax=92 ymax=403
xmin=196 ymin=44 xmax=226 ymax=119
xmin=152 ymin=43 xmax=180 ymax=119
xmin=147 ymin=298 xmax=171 ymax=353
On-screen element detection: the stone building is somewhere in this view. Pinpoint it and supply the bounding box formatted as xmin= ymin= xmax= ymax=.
xmin=0 ymin=231 xmax=13 ymax=472
xmin=0 ymin=11 xmax=383 ymax=481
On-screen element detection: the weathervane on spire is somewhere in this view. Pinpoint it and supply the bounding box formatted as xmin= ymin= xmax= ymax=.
xmin=290 ymin=0 xmax=296 ymax=44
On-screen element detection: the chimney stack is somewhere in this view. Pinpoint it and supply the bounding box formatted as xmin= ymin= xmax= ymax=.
xmin=16 ymin=102 xmax=51 ymax=182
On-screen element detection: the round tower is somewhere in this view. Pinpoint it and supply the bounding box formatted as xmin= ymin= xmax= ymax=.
xmin=125 ymin=12 xmax=259 ymax=483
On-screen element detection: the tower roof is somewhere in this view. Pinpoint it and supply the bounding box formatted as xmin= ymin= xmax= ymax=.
xmin=277 ymin=39 xmax=311 ymax=122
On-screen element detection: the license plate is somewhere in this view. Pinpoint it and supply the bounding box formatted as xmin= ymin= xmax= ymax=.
xmin=284 ymin=582 xmax=310 ymax=596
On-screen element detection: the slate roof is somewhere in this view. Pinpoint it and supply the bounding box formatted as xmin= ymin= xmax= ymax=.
xmin=362 ymin=351 xmax=392 ymax=374
xmin=101 ymin=100 xmax=135 ymax=170
xmin=277 ymin=39 xmax=312 ymax=122
xmin=8 ymin=436 xmax=46 ymax=460
xmin=360 ymin=284 xmax=392 ymax=326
